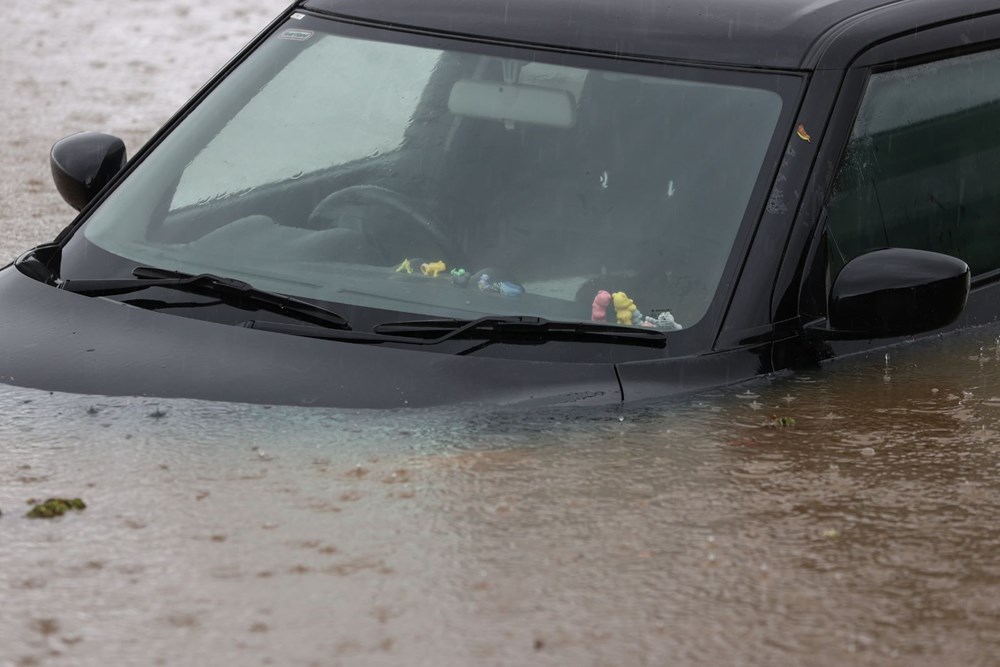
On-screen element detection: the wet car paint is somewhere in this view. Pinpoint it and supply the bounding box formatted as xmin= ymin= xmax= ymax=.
xmin=3 ymin=0 xmax=983 ymax=408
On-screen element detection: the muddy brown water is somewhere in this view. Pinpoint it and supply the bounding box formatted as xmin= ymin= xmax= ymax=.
xmin=5 ymin=2 xmax=1000 ymax=666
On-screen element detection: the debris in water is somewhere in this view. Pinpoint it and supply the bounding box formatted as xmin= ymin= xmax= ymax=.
xmin=821 ymin=528 xmax=840 ymax=539
xmin=26 ymin=498 xmax=86 ymax=519
xmin=767 ymin=415 xmax=796 ymax=428
xmin=861 ymin=447 xmax=876 ymax=457
xmin=347 ymin=465 xmax=369 ymax=478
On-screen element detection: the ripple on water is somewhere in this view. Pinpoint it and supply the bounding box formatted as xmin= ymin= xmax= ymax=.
xmin=5 ymin=333 xmax=1000 ymax=662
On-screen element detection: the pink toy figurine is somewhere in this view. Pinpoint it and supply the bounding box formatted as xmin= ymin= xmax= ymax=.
xmin=591 ymin=290 xmax=612 ymax=322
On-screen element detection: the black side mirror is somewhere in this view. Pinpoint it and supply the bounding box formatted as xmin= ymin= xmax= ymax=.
xmin=812 ymin=247 xmax=969 ymax=340
xmin=50 ymin=132 xmax=127 ymax=211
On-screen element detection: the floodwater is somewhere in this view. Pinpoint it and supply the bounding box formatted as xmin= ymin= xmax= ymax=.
xmin=4 ymin=2 xmax=1000 ymax=666
xmin=4 ymin=334 xmax=1000 ymax=666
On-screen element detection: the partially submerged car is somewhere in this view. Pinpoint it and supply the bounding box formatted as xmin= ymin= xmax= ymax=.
xmin=3 ymin=0 xmax=996 ymax=407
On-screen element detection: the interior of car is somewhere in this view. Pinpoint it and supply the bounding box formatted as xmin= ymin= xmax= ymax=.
xmin=83 ymin=32 xmax=783 ymax=328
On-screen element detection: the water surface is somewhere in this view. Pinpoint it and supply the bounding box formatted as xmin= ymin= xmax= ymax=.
xmin=4 ymin=329 xmax=1000 ymax=665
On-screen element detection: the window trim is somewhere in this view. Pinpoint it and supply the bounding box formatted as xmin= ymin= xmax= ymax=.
xmin=796 ymin=17 xmax=1000 ymax=327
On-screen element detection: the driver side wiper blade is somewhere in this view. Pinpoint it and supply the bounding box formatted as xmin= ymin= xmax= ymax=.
xmin=373 ymin=316 xmax=668 ymax=348
xmin=58 ymin=266 xmax=351 ymax=330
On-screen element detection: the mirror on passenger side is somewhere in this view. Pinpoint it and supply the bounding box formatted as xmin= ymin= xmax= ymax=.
xmin=50 ymin=132 xmax=127 ymax=212
xmin=814 ymin=247 xmax=970 ymax=339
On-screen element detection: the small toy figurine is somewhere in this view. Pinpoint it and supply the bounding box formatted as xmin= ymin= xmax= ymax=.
xmin=655 ymin=310 xmax=682 ymax=330
xmin=612 ymin=291 xmax=637 ymax=325
xmin=395 ymin=258 xmax=415 ymax=274
xmin=640 ymin=311 xmax=683 ymax=330
xmin=498 ymin=282 xmax=525 ymax=297
xmin=640 ymin=310 xmax=683 ymax=330
xmin=476 ymin=273 xmax=524 ymax=296
xmin=421 ymin=260 xmax=447 ymax=277
xmin=591 ymin=291 xmax=612 ymax=322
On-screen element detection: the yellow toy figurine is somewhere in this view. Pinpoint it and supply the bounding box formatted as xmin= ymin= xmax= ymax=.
xmin=612 ymin=291 xmax=636 ymax=325
xmin=420 ymin=260 xmax=447 ymax=277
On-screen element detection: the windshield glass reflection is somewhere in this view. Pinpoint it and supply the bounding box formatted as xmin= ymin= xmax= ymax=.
xmin=77 ymin=19 xmax=790 ymax=332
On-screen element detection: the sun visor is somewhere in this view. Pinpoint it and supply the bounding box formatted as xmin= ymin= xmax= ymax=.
xmin=447 ymin=80 xmax=576 ymax=128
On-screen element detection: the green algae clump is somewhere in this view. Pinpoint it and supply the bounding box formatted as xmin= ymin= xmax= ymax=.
xmin=26 ymin=498 xmax=87 ymax=519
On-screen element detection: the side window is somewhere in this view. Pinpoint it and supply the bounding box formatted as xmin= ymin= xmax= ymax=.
xmin=826 ymin=49 xmax=1000 ymax=277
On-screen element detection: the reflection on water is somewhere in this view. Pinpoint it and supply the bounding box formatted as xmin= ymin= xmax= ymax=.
xmin=4 ymin=331 xmax=1000 ymax=665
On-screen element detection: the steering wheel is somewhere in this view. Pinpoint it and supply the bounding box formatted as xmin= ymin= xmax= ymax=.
xmin=308 ymin=184 xmax=469 ymax=267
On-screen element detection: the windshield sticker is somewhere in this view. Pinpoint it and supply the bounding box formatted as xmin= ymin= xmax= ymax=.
xmin=796 ymin=123 xmax=812 ymax=142
xmin=279 ymin=29 xmax=314 ymax=41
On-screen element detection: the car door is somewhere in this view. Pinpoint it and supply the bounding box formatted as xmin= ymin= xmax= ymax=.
xmin=792 ymin=12 xmax=1000 ymax=362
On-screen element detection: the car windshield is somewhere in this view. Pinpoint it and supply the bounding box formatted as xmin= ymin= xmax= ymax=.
xmin=73 ymin=15 xmax=794 ymax=333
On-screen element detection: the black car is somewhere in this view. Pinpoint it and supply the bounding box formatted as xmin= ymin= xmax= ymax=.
xmin=2 ymin=0 xmax=994 ymax=408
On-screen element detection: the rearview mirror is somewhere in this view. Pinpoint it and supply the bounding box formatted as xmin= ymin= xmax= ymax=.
xmin=50 ymin=132 xmax=127 ymax=211
xmin=448 ymin=80 xmax=576 ymax=128
xmin=814 ymin=247 xmax=969 ymax=339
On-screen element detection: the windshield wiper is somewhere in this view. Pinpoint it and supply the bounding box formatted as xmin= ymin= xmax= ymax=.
xmin=239 ymin=315 xmax=666 ymax=351
xmin=372 ymin=315 xmax=668 ymax=348
xmin=58 ymin=266 xmax=350 ymax=330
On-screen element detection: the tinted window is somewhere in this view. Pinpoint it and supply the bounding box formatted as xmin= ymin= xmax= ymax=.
xmin=827 ymin=49 xmax=1000 ymax=277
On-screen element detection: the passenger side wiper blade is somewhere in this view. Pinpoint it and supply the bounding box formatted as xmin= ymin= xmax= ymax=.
xmin=58 ymin=266 xmax=351 ymax=330
xmin=373 ymin=316 xmax=668 ymax=348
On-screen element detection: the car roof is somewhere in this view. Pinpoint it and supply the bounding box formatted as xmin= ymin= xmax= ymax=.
xmin=301 ymin=0 xmax=1000 ymax=70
